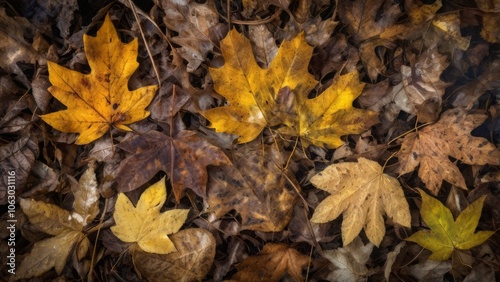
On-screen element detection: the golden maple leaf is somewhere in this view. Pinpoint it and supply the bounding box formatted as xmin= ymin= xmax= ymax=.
xmin=310 ymin=157 xmax=411 ymax=246
xmin=40 ymin=13 xmax=158 ymax=144
xmin=201 ymin=29 xmax=378 ymax=148
xmin=111 ymin=177 xmax=189 ymax=254
xmin=397 ymin=108 xmax=500 ymax=195
xmin=17 ymin=166 xmax=99 ymax=278
xmin=407 ymin=189 xmax=494 ymax=260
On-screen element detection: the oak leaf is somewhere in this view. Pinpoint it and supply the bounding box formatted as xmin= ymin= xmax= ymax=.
xmin=229 ymin=243 xmax=309 ymax=282
xmin=40 ymin=13 xmax=157 ymax=144
xmin=206 ymin=145 xmax=297 ymax=232
xmin=201 ymin=29 xmax=378 ymax=148
xmin=16 ymin=165 xmax=99 ymax=278
xmin=116 ymin=130 xmax=230 ymax=202
xmin=396 ymin=108 xmax=500 ymax=194
xmin=406 ymin=189 xmax=495 ymax=260
xmin=111 ymin=177 xmax=189 ymax=254
xmin=133 ymin=228 xmax=216 ymax=282
xmin=310 ymin=157 xmax=411 ymax=246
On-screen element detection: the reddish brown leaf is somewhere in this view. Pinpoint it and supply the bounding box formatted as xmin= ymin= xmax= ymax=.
xmin=116 ymin=130 xmax=230 ymax=201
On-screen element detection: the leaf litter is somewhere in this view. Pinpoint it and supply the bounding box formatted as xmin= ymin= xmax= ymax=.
xmin=1 ymin=0 xmax=499 ymax=280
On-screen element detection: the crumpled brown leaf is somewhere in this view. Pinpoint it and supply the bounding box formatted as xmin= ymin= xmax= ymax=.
xmin=156 ymin=0 xmax=224 ymax=71
xmin=206 ymin=144 xmax=298 ymax=232
xmin=133 ymin=228 xmax=216 ymax=282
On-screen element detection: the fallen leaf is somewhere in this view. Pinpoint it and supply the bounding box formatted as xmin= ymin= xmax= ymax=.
xmin=248 ymin=24 xmax=278 ymax=68
xmin=384 ymin=241 xmax=405 ymax=281
xmin=230 ymin=243 xmax=309 ymax=282
xmin=406 ymin=189 xmax=495 ymax=260
xmin=408 ymin=260 xmax=452 ymax=281
xmin=111 ymin=177 xmax=189 ymax=254
xmin=0 ymin=136 xmax=38 ymax=204
xmin=201 ymin=29 xmax=378 ymax=148
xmin=397 ymin=108 xmax=500 ymax=194
xmin=16 ymin=165 xmax=99 ymax=278
xmin=338 ymin=0 xmax=402 ymax=44
xmin=157 ymin=0 xmax=223 ymax=71
xmin=206 ymin=144 xmax=297 ymax=232
xmin=116 ymin=130 xmax=230 ymax=202
xmin=323 ymin=237 xmax=375 ymax=281
xmin=133 ymin=229 xmax=216 ymax=282
xmin=40 ymin=13 xmax=158 ymax=144
xmin=310 ymin=157 xmax=410 ymax=246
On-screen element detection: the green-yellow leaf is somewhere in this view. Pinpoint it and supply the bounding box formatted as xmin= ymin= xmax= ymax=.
xmin=406 ymin=189 xmax=495 ymax=260
xmin=111 ymin=177 xmax=189 ymax=254
xmin=310 ymin=158 xmax=410 ymax=246
xmin=201 ymin=29 xmax=378 ymax=148
xmin=40 ymin=13 xmax=157 ymax=144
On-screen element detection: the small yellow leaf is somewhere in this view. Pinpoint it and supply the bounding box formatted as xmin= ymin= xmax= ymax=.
xmin=406 ymin=189 xmax=495 ymax=260
xmin=310 ymin=158 xmax=410 ymax=246
xmin=111 ymin=177 xmax=189 ymax=254
xmin=40 ymin=13 xmax=157 ymax=144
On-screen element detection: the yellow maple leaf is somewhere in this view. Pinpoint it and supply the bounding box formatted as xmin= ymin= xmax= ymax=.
xmin=17 ymin=166 xmax=99 ymax=278
xmin=40 ymin=13 xmax=158 ymax=144
xmin=201 ymin=29 xmax=378 ymax=148
xmin=406 ymin=189 xmax=495 ymax=260
xmin=111 ymin=177 xmax=189 ymax=254
xmin=310 ymin=158 xmax=410 ymax=246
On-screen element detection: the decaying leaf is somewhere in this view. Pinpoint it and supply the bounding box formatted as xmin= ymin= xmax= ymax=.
xmin=156 ymin=0 xmax=223 ymax=71
xmin=397 ymin=108 xmax=500 ymax=194
xmin=206 ymin=145 xmax=297 ymax=232
xmin=111 ymin=177 xmax=189 ymax=254
xmin=133 ymin=229 xmax=216 ymax=282
xmin=116 ymin=130 xmax=230 ymax=201
xmin=40 ymin=13 xmax=157 ymax=144
xmin=0 ymin=136 xmax=38 ymax=204
xmin=201 ymin=29 xmax=378 ymax=148
xmin=16 ymin=165 xmax=99 ymax=278
xmin=229 ymin=243 xmax=309 ymax=282
xmin=406 ymin=189 xmax=495 ymax=260
xmin=310 ymin=157 xmax=410 ymax=246
xmin=323 ymin=237 xmax=375 ymax=281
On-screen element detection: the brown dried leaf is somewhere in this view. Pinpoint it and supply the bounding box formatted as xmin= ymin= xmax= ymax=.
xmin=249 ymin=24 xmax=278 ymax=68
xmin=157 ymin=0 xmax=223 ymax=71
xmin=339 ymin=0 xmax=402 ymax=44
xmin=230 ymin=243 xmax=309 ymax=282
xmin=133 ymin=228 xmax=216 ymax=282
xmin=206 ymin=145 xmax=297 ymax=232
xmin=116 ymin=130 xmax=230 ymax=202
xmin=0 ymin=136 xmax=38 ymax=204
xmin=397 ymin=108 xmax=500 ymax=194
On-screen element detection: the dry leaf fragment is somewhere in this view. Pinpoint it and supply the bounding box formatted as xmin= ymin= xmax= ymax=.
xmin=40 ymin=13 xmax=157 ymax=144
xmin=133 ymin=228 xmax=216 ymax=282
xmin=324 ymin=237 xmax=375 ymax=282
xmin=202 ymin=29 xmax=378 ymax=148
xmin=406 ymin=189 xmax=494 ymax=260
xmin=397 ymin=108 xmax=500 ymax=194
xmin=111 ymin=177 xmax=189 ymax=254
xmin=116 ymin=130 xmax=230 ymax=202
xmin=310 ymin=157 xmax=410 ymax=246
xmin=16 ymin=166 xmax=99 ymax=278
xmin=206 ymin=145 xmax=297 ymax=232
xmin=230 ymin=243 xmax=309 ymax=282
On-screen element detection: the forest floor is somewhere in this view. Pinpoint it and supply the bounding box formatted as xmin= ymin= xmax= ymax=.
xmin=0 ymin=0 xmax=499 ymax=281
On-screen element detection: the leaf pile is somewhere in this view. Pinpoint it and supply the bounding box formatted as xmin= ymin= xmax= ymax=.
xmin=1 ymin=0 xmax=499 ymax=281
